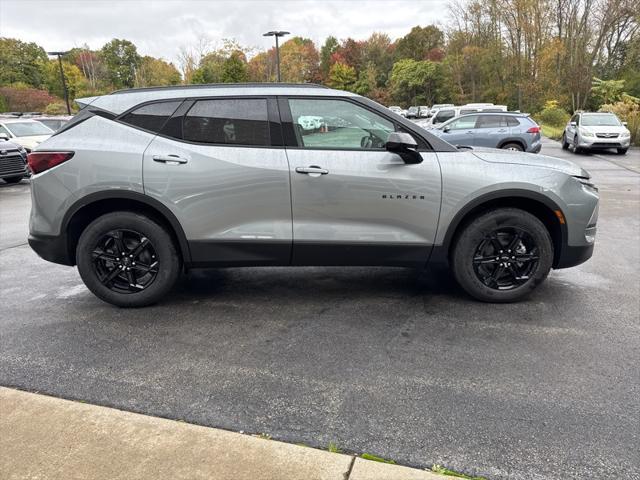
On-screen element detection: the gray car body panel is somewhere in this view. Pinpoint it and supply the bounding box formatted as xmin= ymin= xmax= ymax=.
xmin=30 ymin=84 xmax=598 ymax=270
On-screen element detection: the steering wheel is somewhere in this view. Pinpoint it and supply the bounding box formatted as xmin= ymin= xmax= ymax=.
xmin=360 ymin=134 xmax=375 ymax=148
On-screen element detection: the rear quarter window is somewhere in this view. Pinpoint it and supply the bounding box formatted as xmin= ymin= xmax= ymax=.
xmin=120 ymin=101 xmax=182 ymax=133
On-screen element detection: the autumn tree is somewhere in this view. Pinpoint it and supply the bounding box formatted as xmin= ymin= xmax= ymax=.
xmin=0 ymin=38 xmax=48 ymax=88
xmin=100 ymin=39 xmax=141 ymax=89
xmin=327 ymin=62 xmax=357 ymax=91
xmin=135 ymin=56 xmax=181 ymax=87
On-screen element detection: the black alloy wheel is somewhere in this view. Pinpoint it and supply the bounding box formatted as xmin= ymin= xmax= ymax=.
xmin=92 ymin=229 xmax=159 ymax=293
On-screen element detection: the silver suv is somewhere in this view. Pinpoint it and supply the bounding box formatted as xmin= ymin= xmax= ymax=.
xmin=28 ymin=84 xmax=599 ymax=307
xmin=562 ymin=112 xmax=631 ymax=154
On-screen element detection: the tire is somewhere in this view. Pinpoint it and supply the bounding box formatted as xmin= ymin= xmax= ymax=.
xmin=76 ymin=211 xmax=181 ymax=307
xmin=561 ymin=133 xmax=569 ymax=150
xmin=501 ymin=142 xmax=524 ymax=151
xmin=617 ymin=148 xmax=628 ymax=155
xmin=3 ymin=176 xmax=23 ymax=184
xmin=451 ymin=208 xmax=553 ymax=303
xmin=572 ymin=135 xmax=582 ymax=154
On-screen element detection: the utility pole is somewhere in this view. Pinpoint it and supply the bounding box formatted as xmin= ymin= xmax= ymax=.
xmin=262 ymin=31 xmax=289 ymax=82
xmin=48 ymin=51 xmax=71 ymax=114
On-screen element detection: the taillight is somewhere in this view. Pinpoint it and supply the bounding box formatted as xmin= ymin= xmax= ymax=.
xmin=527 ymin=126 xmax=541 ymax=134
xmin=27 ymin=151 xmax=74 ymax=174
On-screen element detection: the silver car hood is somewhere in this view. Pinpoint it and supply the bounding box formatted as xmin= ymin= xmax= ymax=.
xmin=470 ymin=147 xmax=589 ymax=178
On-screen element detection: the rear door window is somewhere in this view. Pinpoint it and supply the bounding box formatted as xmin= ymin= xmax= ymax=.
xmin=447 ymin=115 xmax=479 ymax=130
xmin=183 ymin=99 xmax=270 ymax=146
xmin=435 ymin=109 xmax=455 ymax=123
xmin=120 ymin=101 xmax=182 ymax=133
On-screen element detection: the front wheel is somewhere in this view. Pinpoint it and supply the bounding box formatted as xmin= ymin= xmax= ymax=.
xmin=451 ymin=208 xmax=553 ymax=302
xmin=561 ymin=133 xmax=569 ymax=150
xmin=76 ymin=211 xmax=181 ymax=307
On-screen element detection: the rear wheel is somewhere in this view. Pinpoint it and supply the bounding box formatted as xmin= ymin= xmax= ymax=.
xmin=501 ymin=142 xmax=524 ymax=151
xmin=3 ymin=176 xmax=23 ymax=184
xmin=561 ymin=133 xmax=569 ymax=150
xmin=617 ymin=148 xmax=628 ymax=155
xmin=451 ymin=208 xmax=553 ymax=302
xmin=76 ymin=211 xmax=181 ymax=307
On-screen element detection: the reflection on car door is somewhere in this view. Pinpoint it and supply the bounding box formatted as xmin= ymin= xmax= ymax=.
xmin=281 ymin=97 xmax=441 ymax=266
xmin=439 ymin=115 xmax=478 ymax=147
xmin=143 ymin=97 xmax=293 ymax=266
xmin=474 ymin=115 xmax=510 ymax=148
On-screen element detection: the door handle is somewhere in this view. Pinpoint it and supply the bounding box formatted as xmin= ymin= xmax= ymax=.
xmin=295 ymin=166 xmax=329 ymax=175
xmin=466 ymin=130 xmax=474 ymax=134
xmin=152 ymin=154 xmax=189 ymax=164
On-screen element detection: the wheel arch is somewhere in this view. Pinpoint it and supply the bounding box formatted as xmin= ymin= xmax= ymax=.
xmin=497 ymin=138 xmax=527 ymax=150
xmin=63 ymin=191 xmax=191 ymax=266
xmin=436 ymin=190 xmax=567 ymax=268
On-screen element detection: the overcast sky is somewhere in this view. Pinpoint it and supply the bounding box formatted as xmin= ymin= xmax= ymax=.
xmin=0 ymin=0 xmax=448 ymax=65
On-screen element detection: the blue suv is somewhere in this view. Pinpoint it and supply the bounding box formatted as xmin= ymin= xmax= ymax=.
xmin=430 ymin=112 xmax=542 ymax=153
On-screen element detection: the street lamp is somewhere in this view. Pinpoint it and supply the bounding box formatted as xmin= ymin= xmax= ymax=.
xmin=47 ymin=51 xmax=71 ymax=115
xmin=263 ymin=31 xmax=289 ymax=82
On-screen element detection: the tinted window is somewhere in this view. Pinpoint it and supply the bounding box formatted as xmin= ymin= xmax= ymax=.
xmin=434 ymin=109 xmax=455 ymax=123
xmin=288 ymin=99 xmax=394 ymax=149
xmin=120 ymin=101 xmax=181 ymax=132
xmin=183 ymin=99 xmax=269 ymax=146
xmin=505 ymin=116 xmax=520 ymax=127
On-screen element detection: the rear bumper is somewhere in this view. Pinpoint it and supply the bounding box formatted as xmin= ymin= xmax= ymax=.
xmin=28 ymin=233 xmax=74 ymax=266
xmin=554 ymin=244 xmax=594 ymax=269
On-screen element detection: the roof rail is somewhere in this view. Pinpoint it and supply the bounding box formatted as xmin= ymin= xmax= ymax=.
xmin=109 ymin=82 xmax=330 ymax=95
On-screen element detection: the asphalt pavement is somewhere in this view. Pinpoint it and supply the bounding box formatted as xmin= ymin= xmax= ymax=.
xmin=1 ymin=138 xmax=639 ymax=480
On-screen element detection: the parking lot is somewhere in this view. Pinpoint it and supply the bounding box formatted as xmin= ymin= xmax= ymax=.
xmin=1 ymin=138 xmax=638 ymax=480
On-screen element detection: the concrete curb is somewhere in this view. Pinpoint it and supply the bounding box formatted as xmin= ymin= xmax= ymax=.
xmin=0 ymin=387 xmax=445 ymax=480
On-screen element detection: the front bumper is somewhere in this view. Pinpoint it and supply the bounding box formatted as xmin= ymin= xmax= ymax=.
xmin=555 ymin=244 xmax=594 ymax=269
xmin=28 ymin=233 xmax=74 ymax=266
xmin=579 ymin=136 xmax=630 ymax=149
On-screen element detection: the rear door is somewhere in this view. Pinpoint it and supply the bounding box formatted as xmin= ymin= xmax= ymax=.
xmin=141 ymin=97 xmax=292 ymax=266
xmin=473 ymin=114 xmax=510 ymax=148
xmin=281 ymin=97 xmax=441 ymax=266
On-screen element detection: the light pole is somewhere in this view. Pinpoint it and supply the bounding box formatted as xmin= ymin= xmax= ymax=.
xmin=263 ymin=31 xmax=289 ymax=82
xmin=47 ymin=51 xmax=71 ymax=114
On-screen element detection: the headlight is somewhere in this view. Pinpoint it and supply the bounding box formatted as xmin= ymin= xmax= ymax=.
xmin=580 ymin=129 xmax=594 ymax=137
xmin=621 ymin=131 xmax=631 ymax=138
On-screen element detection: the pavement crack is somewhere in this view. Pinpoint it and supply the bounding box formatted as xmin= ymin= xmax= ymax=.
xmin=344 ymin=455 xmax=356 ymax=479
xmin=0 ymin=242 xmax=28 ymax=252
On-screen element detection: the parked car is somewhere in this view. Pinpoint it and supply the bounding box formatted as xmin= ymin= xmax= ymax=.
xmin=0 ymin=138 xmax=29 ymax=184
xmin=419 ymin=106 xmax=430 ymax=118
xmin=562 ymin=112 xmax=631 ymax=155
xmin=388 ymin=105 xmax=407 ymax=117
xmin=430 ymin=112 xmax=542 ymax=152
xmin=34 ymin=116 xmax=72 ymax=132
xmin=429 ymin=104 xmax=454 ymax=117
xmin=424 ymin=105 xmax=509 ymax=128
xmin=28 ymin=83 xmax=598 ymax=307
xmin=0 ymin=118 xmax=54 ymax=151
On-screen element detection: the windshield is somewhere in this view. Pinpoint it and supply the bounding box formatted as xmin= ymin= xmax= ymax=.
xmin=581 ymin=114 xmax=621 ymax=127
xmin=5 ymin=121 xmax=53 ymax=137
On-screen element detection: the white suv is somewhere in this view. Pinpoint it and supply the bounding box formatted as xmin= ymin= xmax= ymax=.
xmin=562 ymin=112 xmax=631 ymax=155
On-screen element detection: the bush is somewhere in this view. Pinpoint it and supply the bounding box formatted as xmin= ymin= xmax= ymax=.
xmin=0 ymin=85 xmax=60 ymax=112
xmin=44 ymin=103 xmax=68 ymax=115
xmin=600 ymin=94 xmax=640 ymax=146
xmin=536 ymin=100 xmax=570 ymax=127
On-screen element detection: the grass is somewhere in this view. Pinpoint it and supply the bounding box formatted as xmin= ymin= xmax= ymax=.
xmin=327 ymin=442 xmax=342 ymax=453
xmin=539 ymin=124 xmax=564 ymax=141
xmin=432 ymin=464 xmax=487 ymax=480
xmin=361 ymin=453 xmax=396 ymax=464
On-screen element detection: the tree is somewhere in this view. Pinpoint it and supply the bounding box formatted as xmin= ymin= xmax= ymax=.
xmin=390 ymin=59 xmax=444 ymax=105
xmin=44 ymin=59 xmax=86 ymax=100
xmin=320 ymin=36 xmax=339 ymax=79
xmin=100 ymin=39 xmax=141 ymax=88
xmin=66 ymin=46 xmax=108 ymax=92
xmin=327 ymin=62 xmax=356 ymax=91
xmin=591 ymin=77 xmax=626 ymax=105
xmin=0 ymin=38 xmax=48 ymax=88
xmin=220 ymin=52 xmax=248 ymax=83
xmin=394 ymin=25 xmax=444 ymax=61
xmin=0 ymin=85 xmax=59 ymax=111
xmin=136 ymin=56 xmax=181 ymax=87
xmin=279 ymin=37 xmax=320 ymax=83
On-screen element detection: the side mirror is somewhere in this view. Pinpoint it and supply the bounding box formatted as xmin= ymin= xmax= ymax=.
xmin=0 ymin=133 xmax=9 ymax=141
xmin=443 ymin=126 xmax=451 ymax=133
xmin=622 ymin=121 xmax=628 ymax=127
xmin=385 ymin=132 xmax=422 ymax=164
xmin=570 ymin=121 xmax=577 ymax=127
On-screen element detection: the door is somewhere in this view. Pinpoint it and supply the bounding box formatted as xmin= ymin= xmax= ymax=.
xmin=438 ymin=115 xmax=478 ymax=147
xmin=142 ymin=97 xmax=292 ymax=266
xmin=282 ymin=97 xmax=441 ymax=266
xmin=567 ymin=114 xmax=579 ymax=141
xmin=473 ymin=114 xmax=510 ymax=148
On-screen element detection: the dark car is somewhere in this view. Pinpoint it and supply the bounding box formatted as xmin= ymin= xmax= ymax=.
xmin=0 ymin=139 xmax=29 ymax=184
